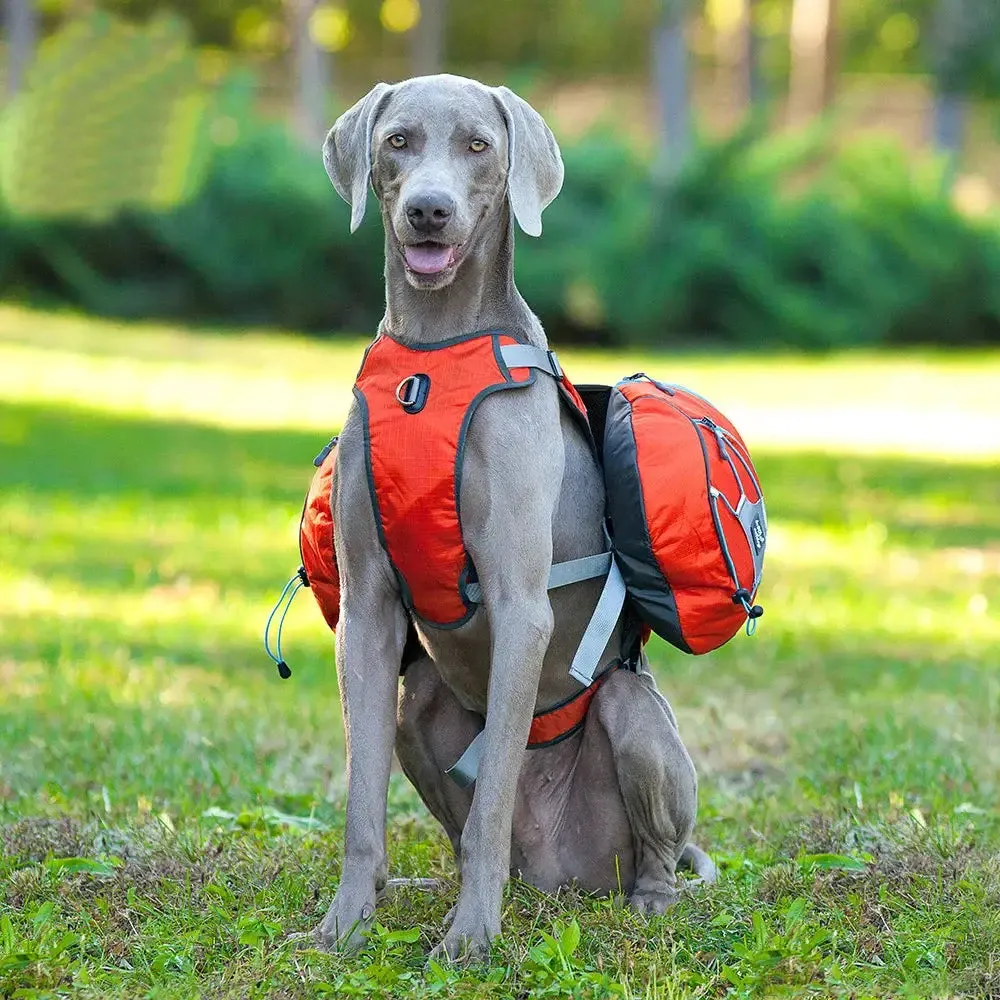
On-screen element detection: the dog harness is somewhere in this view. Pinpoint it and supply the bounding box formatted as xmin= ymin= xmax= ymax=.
xmin=266 ymin=330 xmax=630 ymax=784
xmin=266 ymin=336 xmax=768 ymax=787
xmin=353 ymin=331 xmax=593 ymax=627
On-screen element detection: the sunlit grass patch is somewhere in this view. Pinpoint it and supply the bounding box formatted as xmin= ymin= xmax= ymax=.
xmin=1 ymin=308 xmax=999 ymax=997
xmin=3 ymin=305 xmax=1000 ymax=458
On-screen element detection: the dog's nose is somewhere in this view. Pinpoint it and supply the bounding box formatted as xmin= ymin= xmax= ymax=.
xmin=405 ymin=192 xmax=454 ymax=235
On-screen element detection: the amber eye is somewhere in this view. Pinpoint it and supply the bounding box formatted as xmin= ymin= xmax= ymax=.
xmin=388 ymin=134 xmax=407 ymax=149
xmin=469 ymin=139 xmax=489 ymax=153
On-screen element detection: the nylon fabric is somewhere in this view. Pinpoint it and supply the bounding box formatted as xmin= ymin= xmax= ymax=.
xmin=299 ymin=444 xmax=341 ymax=631
xmin=463 ymin=551 xmax=611 ymax=604
xmin=604 ymin=377 xmax=766 ymax=654
xmin=356 ymin=332 xmax=535 ymax=626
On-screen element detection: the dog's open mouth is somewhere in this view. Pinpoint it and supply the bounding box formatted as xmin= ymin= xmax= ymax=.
xmin=402 ymin=241 xmax=461 ymax=276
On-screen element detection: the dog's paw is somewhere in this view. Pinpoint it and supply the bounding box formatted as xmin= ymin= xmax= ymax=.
xmin=628 ymin=884 xmax=679 ymax=916
xmin=314 ymin=891 xmax=376 ymax=953
xmin=429 ymin=926 xmax=493 ymax=966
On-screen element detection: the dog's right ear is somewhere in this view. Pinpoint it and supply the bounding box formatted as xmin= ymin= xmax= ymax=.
xmin=323 ymin=83 xmax=394 ymax=233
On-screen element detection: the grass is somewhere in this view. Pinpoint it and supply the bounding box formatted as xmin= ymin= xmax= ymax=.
xmin=0 ymin=305 xmax=999 ymax=998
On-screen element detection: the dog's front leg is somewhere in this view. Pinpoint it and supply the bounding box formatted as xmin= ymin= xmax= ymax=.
xmin=316 ymin=586 xmax=407 ymax=951
xmin=433 ymin=587 xmax=553 ymax=962
xmin=432 ymin=416 xmax=560 ymax=962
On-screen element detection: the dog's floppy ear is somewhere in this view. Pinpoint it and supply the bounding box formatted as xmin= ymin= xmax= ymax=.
xmin=323 ymin=82 xmax=394 ymax=233
xmin=491 ymin=86 xmax=564 ymax=238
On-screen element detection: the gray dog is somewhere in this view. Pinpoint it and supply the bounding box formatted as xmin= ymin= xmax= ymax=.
xmin=317 ymin=74 xmax=713 ymax=962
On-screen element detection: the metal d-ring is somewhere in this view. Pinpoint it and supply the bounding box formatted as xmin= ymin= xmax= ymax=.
xmin=395 ymin=373 xmax=430 ymax=413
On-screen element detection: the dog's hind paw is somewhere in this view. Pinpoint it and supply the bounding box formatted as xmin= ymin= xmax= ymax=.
xmin=678 ymin=843 xmax=717 ymax=884
xmin=628 ymin=884 xmax=679 ymax=916
xmin=376 ymin=877 xmax=443 ymax=903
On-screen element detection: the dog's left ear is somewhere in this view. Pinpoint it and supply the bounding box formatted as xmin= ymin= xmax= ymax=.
xmin=491 ymin=86 xmax=564 ymax=237
xmin=323 ymin=82 xmax=394 ymax=233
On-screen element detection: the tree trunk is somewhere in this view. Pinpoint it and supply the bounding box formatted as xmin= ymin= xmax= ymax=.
xmin=714 ymin=0 xmax=761 ymax=114
xmin=931 ymin=90 xmax=965 ymax=190
xmin=746 ymin=0 xmax=763 ymax=107
xmin=787 ymin=0 xmax=838 ymax=125
xmin=928 ymin=0 xmax=975 ymax=186
xmin=652 ymin=0 xmax=691 ymax=181
xmin=3 ymin=0 xmax=38 ymax=99
xmin=291 ymin=0 xmax=331 ymax=146
xmin=411 ymin=0 xmax=446 ymax=77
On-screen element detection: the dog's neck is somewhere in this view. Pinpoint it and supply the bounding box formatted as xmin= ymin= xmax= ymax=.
xmin=378 ymin=207 xmax=545 ymax=348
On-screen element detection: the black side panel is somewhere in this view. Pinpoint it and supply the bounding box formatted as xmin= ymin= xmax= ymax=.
xmin=603 ymin=387 xmax=692 ymax=654
xmin=575 ymin=384 xmax=612 ymax=466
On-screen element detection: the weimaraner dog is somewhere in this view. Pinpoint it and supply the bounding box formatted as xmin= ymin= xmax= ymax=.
xmin=318 ymin=74 xmax=713 ymax=962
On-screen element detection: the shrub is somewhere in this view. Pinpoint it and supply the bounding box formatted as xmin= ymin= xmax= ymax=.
xmin=1 ymin=116 xmax=999 ymax=348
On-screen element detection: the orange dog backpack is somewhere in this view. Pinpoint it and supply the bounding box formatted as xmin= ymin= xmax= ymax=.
xmin=267 ymin=361 xmax=766 ymax=685
xmin=602 ymin=375 xmax=766 ymax=654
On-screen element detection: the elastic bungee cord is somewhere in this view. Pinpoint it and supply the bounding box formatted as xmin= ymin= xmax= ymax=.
xmin=263 ymin=566 xmax=309 ymax=679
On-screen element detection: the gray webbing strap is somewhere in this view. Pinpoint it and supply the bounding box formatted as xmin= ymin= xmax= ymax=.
xmin=445 ymin=730 xmax=484 ymax=789
xmin=499 ymin=344 xmax=563 ymax=379
xmin=464 ymin=551 xmax=610 ymax=605
xmin=447 ymin=555 xmax=626 ymax=786
xmin=568 ymin=558 xmax=627 ymax=687
xmin=547 ymin=551 xmax=613 ymax=590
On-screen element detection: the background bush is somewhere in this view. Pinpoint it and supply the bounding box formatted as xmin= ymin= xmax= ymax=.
xmin=2 ymin=117 xmax=999 ymax=349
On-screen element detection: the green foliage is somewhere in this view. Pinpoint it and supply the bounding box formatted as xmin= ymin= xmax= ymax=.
xmin=0 ymin=12 xmax=219 ymax=221
xmin=3 ymin=116 xmax=1000 ymax=348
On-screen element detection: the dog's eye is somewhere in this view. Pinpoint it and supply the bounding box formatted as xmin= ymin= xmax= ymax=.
xmin=388 ymin=134 xmax=408 ymax=149
xmin=469 ymin=139 xmax=489 ymax=153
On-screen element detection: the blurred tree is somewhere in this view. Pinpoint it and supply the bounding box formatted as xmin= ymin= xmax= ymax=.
xmin=2 ymin=0 xmax=38 ymax=98
xmin=708 ymin=0 xmax=762 ymax=112
xmin=926 ymin=0 xmax=1000 ymax=167
xmin=409 ymin=0 xmax=445 ymax=77
xmin=787 ymin=0 xmax=838 ymax=124
xmin=290 ymin=0 xmax=331 ymax=144
xmin=652 ymin=0 xmax=693 ymax=180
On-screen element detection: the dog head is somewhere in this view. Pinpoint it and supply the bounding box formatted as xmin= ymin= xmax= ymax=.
xmin=323 ymin=74 xmax=563 ymax=290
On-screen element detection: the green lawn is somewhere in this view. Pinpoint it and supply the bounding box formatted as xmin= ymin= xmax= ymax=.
xmin=1 ymin=306 xmax=998 ymax=999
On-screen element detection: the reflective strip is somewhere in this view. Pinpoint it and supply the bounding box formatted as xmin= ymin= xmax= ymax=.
xmin=464 ymin=551 xmax=611 ymax=604
xmin=445 ymin=730 xmax=484 ymax=788
xmin=499 ymin=344 xmax=563 ymax=379
xmin=735 ymin=495 xmax=767 ymax=593
xmin=568 ymin=559 xmax=627 ymax=687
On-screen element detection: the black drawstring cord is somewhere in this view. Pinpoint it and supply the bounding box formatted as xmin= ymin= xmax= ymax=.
xmin=264 ymin=566 xmax=309 ymax=679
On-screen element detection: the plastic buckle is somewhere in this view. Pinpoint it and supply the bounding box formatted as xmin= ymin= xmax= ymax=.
xmin=313 ymin=435 xmax=339 ymax=468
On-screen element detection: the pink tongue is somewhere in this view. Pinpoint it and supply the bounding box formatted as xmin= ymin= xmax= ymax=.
xmin=404 ymin=244 xmax=455 ymax=274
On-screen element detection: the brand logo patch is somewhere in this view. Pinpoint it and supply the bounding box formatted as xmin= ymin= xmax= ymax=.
xmin=751 ymin=517 xmax=766 ymax=553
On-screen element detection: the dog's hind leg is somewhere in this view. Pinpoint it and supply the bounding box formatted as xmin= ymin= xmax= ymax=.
xmin=395 ymin=656 xmax=479 ymax=856
xmin=594 ymin=665 xmax=700 ymax=914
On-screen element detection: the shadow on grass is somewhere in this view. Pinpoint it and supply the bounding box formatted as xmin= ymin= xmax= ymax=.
xmin=0 ymin=400 xmax=327 ymax=504
xmin=3 ymin=397 xmax=997 ymax=531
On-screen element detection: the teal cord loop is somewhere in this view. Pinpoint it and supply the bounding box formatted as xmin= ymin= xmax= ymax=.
xmin=732 ymin=588 xmax=764 ymax=637
xmin=264 ymin=567 xmax=309 ymax=679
